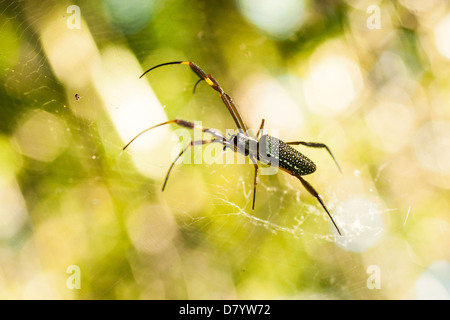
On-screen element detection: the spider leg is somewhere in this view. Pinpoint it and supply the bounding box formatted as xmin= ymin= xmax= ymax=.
xmin=162 ymin=139 xmax=217 ymax=191
xmin=285 ymin=141 xmax=342 ymax=174
xmin=256 ymin=119 xmax=265 ymax=139
xmin=252 ymin=164 xmax=259 ymax=210
xmin=296 ymin=175 xmax=342 ymax=236
xmin=192 ymin=78 xmax=203 ymax=94
xmin=140 ymin=61 xmax=249 ymax=134
xmin=248 ymin=154 xmax=259 ymax=210
xmin=123 ymin=119 xmax=226 ymax=151
xmin=122 ymin=118 xmax=232 ymax=191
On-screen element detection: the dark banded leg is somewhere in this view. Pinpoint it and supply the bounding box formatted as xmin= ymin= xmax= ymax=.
xmin=140 ymin=61 xmax=249 ymax=134
xmin=122 ymin=119 xmax=226 ymax=151
xmin=286 ymin=141 xmax=342 ymax=174
xmin=122 ymin=119 xmax=231 ymax=191
xmin=249 ymin=154 xmax=259 ymax=210
xmin=297 ymin=175 xmax=342 ymax=236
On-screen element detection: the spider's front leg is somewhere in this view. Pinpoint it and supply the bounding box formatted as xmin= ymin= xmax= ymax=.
xmin=123 ymin=118 xmax=231 ymax=191
xmin=162 ymin=138 xmax=217 ymax=191
xmin=140 ymin=61 xmax=249 ymax=133
xmin=122 ymin=119 xmax=225 ymax=151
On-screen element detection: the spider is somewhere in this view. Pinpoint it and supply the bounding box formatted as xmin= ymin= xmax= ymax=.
xmin=123 ymin=61 xmax=343 ymax=235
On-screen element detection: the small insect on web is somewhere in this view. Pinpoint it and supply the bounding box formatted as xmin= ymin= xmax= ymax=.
xmin=123 ymin=61 xmax=343 ymax=236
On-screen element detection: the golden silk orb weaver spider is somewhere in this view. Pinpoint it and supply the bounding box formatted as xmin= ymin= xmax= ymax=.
xmin=123 ymin=61 xmax=343 ymax=236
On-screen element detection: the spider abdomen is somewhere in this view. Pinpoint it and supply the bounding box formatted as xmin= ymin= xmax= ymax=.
xmin=258 ymin=135 xmax=316 ymax=176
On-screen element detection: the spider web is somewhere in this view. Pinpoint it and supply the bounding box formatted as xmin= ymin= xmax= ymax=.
xmin=0 ymin=0 xmax=394 ymax=300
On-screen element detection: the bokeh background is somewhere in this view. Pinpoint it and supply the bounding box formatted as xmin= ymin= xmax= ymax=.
xmin=1 ymin=0 xmax=450 ymax=299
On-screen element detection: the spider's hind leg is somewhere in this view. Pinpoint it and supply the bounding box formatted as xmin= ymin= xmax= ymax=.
xmin=297 ymin=175 xmax=342 ymax=236
xmin=285 ymin=140 xmax=342 ymax=174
